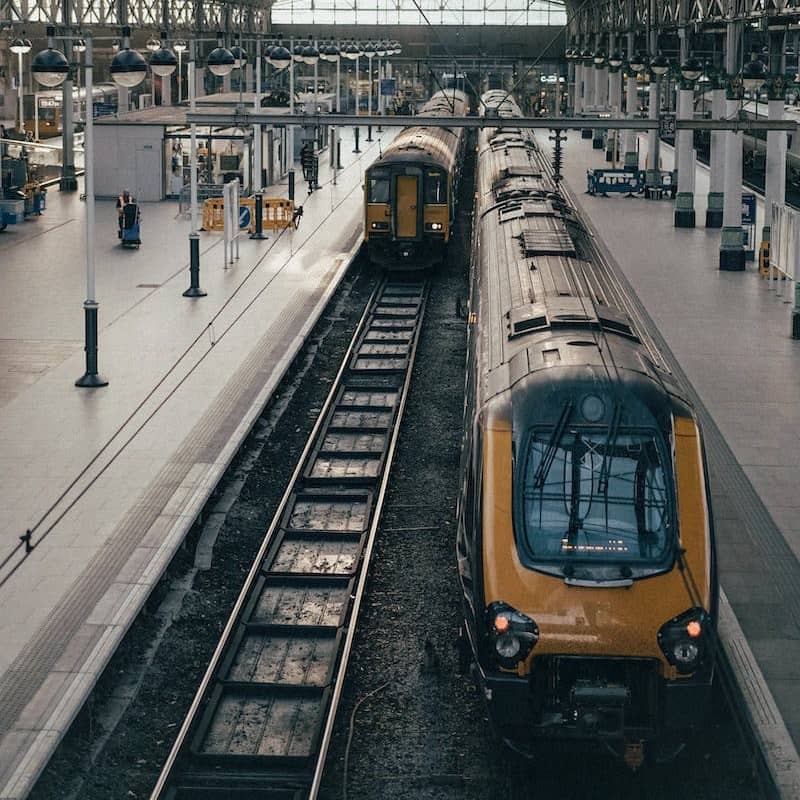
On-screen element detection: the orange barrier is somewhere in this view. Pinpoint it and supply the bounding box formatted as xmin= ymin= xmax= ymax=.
xmin=261 ymin=198 xmax=296 ymax=231
xmin=201 ymin=198 xmax=225 ymax=231
xmin=202 ymin=196 xmax=297 ymax=232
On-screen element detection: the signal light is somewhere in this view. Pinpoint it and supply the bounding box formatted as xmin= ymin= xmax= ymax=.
xmin=687 ymin=620 xmax=702 ymax=638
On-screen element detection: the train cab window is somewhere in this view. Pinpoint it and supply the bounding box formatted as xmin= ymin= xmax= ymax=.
xmin=368 ymin=171 xmax=390 ymax=203
xmin=518 ymin=426 xmax=672 ymax=566
xmin=424 ymin=171 xmax=446 ymax=204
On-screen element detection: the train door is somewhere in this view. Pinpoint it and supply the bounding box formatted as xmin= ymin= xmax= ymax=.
xmin=395 ymin=173 xmax=419 ymax=238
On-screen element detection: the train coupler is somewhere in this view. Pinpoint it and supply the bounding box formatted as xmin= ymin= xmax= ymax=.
xmin=623 ymin=740 xmax=645 ymax=771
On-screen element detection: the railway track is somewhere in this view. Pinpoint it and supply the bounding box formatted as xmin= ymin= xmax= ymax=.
xmin=151 ymin=277 xmax=429 ymax=800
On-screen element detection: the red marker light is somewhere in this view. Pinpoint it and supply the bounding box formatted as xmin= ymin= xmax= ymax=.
xmin=494 ymin=615 xmax=510 ymax=633
xmin=686 ymin=620 xmax=702 ymax=639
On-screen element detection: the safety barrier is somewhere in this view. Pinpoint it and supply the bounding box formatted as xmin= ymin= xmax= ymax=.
xmin=586 ymin=168 xmax=645 ymax=196
xmin=202 ymin=195 xmax=297 ymax=233
xmin=202 ymin=198 xmax=226 ymax=231
xmin=769 ymin=202 xmax=797 ymax=282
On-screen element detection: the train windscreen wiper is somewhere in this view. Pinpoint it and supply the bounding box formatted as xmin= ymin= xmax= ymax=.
xmin=597 ymin=401 xmax=623 ymax=495
xmin=532 ymin=401 xmax=573 ymax=489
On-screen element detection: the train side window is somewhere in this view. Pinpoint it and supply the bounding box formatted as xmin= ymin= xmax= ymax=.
xmin=368 ymin=173 xmax=390 ymax=203
xmin=425 ymin=171 xmax=446 ymax=204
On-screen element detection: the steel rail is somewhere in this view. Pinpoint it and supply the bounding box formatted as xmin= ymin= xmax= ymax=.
xmin=151 ymin=277 xmax=430 ymax=800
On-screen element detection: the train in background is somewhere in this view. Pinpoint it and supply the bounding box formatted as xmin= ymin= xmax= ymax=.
xmin=457 ymin=89 xmax=718 ymax=767
xmin=22 ymin=84 xmax=118 ymax=139
xmin=364 ymin=88 xmax=469 ymax=270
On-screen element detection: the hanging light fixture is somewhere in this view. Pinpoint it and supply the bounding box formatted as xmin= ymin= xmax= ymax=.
xmin=207 ymin=31 xmax=235 ymax=76
xmin=110 ymin=26 xmax=148 ymax=88
xmin=149 ymin=32 xmax=177 ymax=77
xmin=30 ymin=27 xmax=69 ymax=87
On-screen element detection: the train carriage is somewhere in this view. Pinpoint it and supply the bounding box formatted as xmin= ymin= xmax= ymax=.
xmin=364 ymin=89 xmax=467 ymax=270
xmin=457 ymin=91 xmax=718 ymax=766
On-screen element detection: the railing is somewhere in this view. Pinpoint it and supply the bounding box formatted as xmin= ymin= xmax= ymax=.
xmin=177 ymin=182 xmax=225 ymax=217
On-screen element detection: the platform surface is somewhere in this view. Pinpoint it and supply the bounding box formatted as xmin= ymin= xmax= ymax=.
xmin=544 ymin=129 xmax=800 ymax=795
xmin=0 ymin=124 xmax=394 ymax=800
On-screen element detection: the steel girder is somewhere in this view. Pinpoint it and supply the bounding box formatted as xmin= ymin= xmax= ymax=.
xmin=0 ymin=0 xmax=271 ymax=30
xmin=567 ymin=0 xmax=800 ymax=42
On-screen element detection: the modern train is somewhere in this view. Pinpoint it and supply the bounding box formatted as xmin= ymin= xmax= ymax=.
xmin=363 ymin=88 xmax=468 ymax=269
xmin=456 ymin=90 xmax=718 ymax=767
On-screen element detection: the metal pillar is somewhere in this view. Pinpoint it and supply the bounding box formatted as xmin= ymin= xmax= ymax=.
xmin=183 ymin=55 xmax=206 ymax=298
xmin=674 ymin=87 xmax=696 ymax=227
xmin=720 ymin=96 xmax=745 ymax=270
xmin=706 ymin=87 xmax=725 ymax=227
xmin=574 ymin=61 xmax=583 ymax=115
xmin=624 ymin=73 xmax=639 ymax=168
xmin=75 ymin=39 xmax=107 ymax=388
xmin=720 ymin=22 xmax=745 ymax=269
xmin=761 ymin=97 xmax=786 ymax=253
xmin=593 ymin=65 xmax=608 ymax=149
xmin=288 ymin=38 xmax=295 ymax=169
xmin=645 ymin=79 xmax=661 ymax=189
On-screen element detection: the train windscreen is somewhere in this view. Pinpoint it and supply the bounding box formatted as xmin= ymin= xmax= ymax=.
xmin=518 ymin=425 xmax=673 ymax=565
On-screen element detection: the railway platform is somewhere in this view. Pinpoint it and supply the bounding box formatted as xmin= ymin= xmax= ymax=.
xmin=0 ymin=124 xmax=393 ymax=800
xmin=541 ymin=128 xmax=800 ymax=796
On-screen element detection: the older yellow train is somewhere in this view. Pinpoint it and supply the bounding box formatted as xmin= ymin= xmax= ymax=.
xmin=457 ymin=91 xmax=718 ymax=766
xmin=364 ymin=89 xmax=467 ymax=269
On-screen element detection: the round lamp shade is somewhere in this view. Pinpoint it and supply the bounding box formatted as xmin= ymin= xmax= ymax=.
xmin=173 ymin=39 xmax=187 ymax=53
xmin=231 ymin=45 xmax=247 ymax=69
xmin=741 ymin=58 xmax=768 ymax=91
xmin=680 ymin=56 xmax=703 ymax=81
xmin=270 ymin=45 xmax=291 ymax=68
xmin=207 ymin=45 xmax=235 ymax=76
xmin=650 ymin=54 xmax=669 ymax=76
xmin=31 ymin=47 xmax=70 ymax=87
xmin=302 ymin=44 xmax=319 ymax=65
xmin=10 ymin=37 xmax=32 ymax=55
xmin=111 ymin=47 xmax=148 ymax=87
xmin=150 ymin=47 xmax=177 ymax=76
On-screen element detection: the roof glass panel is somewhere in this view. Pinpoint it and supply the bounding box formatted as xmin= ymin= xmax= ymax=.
xmin=271 ymin=0 xmax=566 ymax=26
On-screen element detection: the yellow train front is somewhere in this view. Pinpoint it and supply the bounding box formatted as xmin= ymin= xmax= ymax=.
xmin=457 ymin=93 xmax=718 ymax=766
xmin=364 ymin=90 xmax=467 ymax=270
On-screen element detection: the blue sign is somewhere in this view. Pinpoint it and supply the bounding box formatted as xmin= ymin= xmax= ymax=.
xmin=741 ymin=193 xmax=756 ymax=226
xmin=380 ymin=78 xmax=397 ymax=97
xmin=239 ymin=205 xmax=251 ymax=229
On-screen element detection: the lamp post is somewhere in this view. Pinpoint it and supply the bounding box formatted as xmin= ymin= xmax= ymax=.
xmin=174 ymin=39 xmax=187 ymax=103
xmin=149 ymin=33 xmax=177 ymax=107
xmin=320 ymin=42 xmax=341 ymax=171
xmin=33 ymin=26 xmax=146 ymax=387
xmin=71 ymin=38 xmax=86 ymax=139
xmin=10 ymin=35 xmax=32 ymax=135
xmin=183 ymin=33 xmax=233 ymax=297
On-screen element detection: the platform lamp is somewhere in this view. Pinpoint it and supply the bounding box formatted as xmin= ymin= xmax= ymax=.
xmin=173 ymin=39 xmax=187 ymax=103
xmin=10 ymin=34 xmax=32 ymax=135
xmin=71 ymin=38 xmax=87 ymax=138
xmin=149 ymin=33 xmax=177 ymax=107
xmin=32 ymin=29 xmax=103 ymax=385
xmin=182 ymin=33 xmax=232 ymax=299
xmin=230 ymin=33 xmax=248 ymax=100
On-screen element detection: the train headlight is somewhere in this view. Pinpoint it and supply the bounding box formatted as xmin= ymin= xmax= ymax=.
xmin=657 ymin=608 xmax=711 ymax=674
xmin=370 ymin=221 xmax=389 ymax=230
xmin=424 ymin=222 xmax=444 ymax=232
xmin=486 ymin=601 xmax=539 ymax=668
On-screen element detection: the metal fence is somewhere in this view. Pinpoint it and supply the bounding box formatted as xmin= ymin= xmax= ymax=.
xmin=177 ymin=183 xmax=226 ymax=217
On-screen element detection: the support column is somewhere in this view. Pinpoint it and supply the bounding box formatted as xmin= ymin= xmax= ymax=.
xmin=582 ymin=59 xmax=595 ymax=139
xmin=645 ymin=78 xmax=660 ymax=188
xmin=593 ymin=65 xmax=608 ymax=149
xmin=674 ymin=86 xmax=696 ymax=226
xmin=762 ymin=97 xmax=786 ymax=254
xmin=706 ymin=87 xmax=725 ymax=227
xmin=607 ymin=69 xmax=622 ymax=164
xmin=567 ymin=59 xmax=575 ymax=114
xmin=720 ymin=96 xmax=745 ymax=270
xmin=574 ymin=61 xmax=584 ymax=114
xmin=161 ymin=73 xmax=172 ymax=106
xmin=624 ymin=73 xmax=639 ymax=168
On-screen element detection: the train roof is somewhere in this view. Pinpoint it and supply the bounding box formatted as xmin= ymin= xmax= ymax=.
xmin=473 ymin=100 xmax=683 ymax=407
xmin=368 ymin=89 xmax=467 ymax=171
